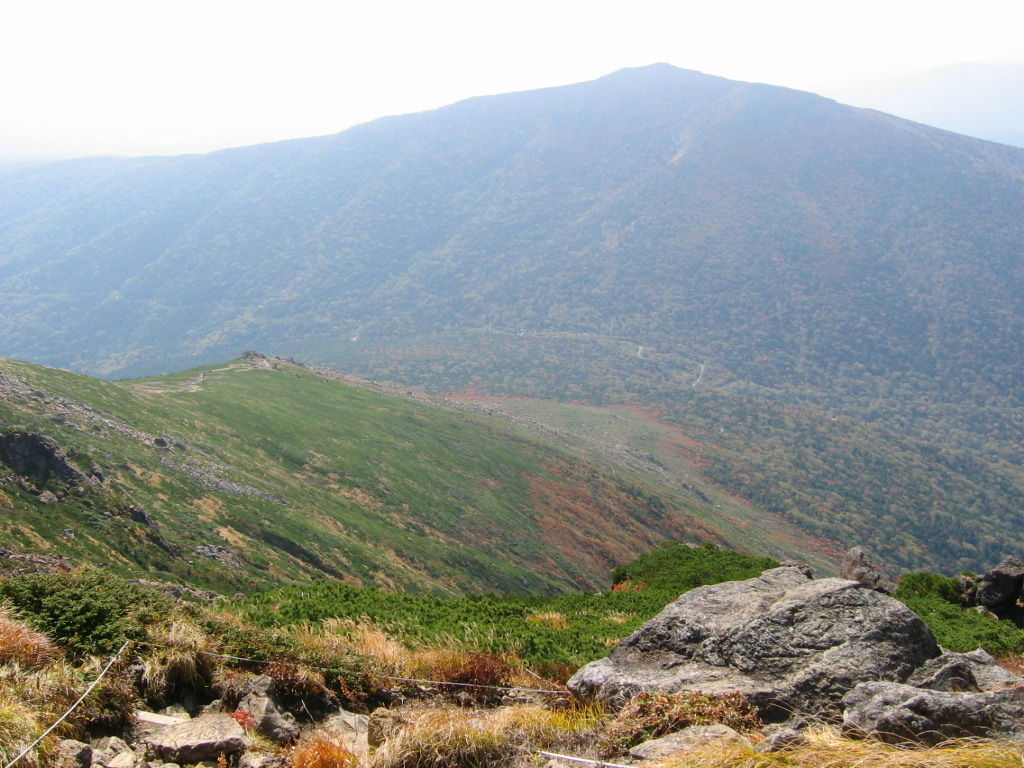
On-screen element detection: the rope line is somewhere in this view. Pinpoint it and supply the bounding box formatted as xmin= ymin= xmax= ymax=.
xmin=3 ymin=640 xmax=130 ymax=768
xmin=194 ymin=650 xmax=567 ymax=695
xmin=537 ymin=751 xmax=633 ymax=768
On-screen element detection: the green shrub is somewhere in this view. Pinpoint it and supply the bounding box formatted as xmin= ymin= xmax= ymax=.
xmin=610 ymin=542 xmax=778 ymax=595
xmin=894 ymin=572 xmax=1024 ymax=657
xmin=0 ymin=569 xmax=172 ymax=657
xmin=893 ymin=572 xmax=964 ymax=604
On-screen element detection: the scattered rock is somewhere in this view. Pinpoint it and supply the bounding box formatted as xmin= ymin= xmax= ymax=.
xmin=324 ymin=708 xmax=370 ymax=734
xmin=238 ymin=676 xmax=300 ymax=744
xmin=104 ymin=752 xmax=137 ymax=768
xmin=55 ymin=739 xmax=92 ymax=768
xmin=568 ymin=567 xmax=940 ymax=720
xmin=842 ymin=681 xmax=1024 ymax=745
xmin=628 ymin=724 xmax=750 ymax=759
xmin=142 ymin=714 xmax=251 ymax=763
xmin=237 ymin=753 xmax=287 ymax=768
xmin=838 ymin=546 xmax=887 ymax=592
xmin=754 ymin=727 xmax=809 ymax=753
xmin=368 ymin=707 xmax=407 ymax=748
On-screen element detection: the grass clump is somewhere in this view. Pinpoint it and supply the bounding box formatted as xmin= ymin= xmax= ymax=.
xmin=0 ymin=604 xmax=57 ymax=669
xmin=141 ymin=618 xmax=218 ymax=705
xmin=369 ymin=703 xmax=605 ymax=768
xmin=651 ymin=725 xmax=1024 ymax=768
xmin=598 ymin=691 xmax=762 ymax=757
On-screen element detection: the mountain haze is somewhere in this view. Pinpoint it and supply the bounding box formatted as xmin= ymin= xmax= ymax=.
xmin=3 ymin=64 xmax=1024 ymax=577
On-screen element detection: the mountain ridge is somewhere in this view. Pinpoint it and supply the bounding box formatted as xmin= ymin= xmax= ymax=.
xmin=1 ymin=353 xmax=832 ymax=593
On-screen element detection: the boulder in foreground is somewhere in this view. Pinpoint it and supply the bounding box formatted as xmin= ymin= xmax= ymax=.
xmin=568 ymin=566 xmax=940 ymax=719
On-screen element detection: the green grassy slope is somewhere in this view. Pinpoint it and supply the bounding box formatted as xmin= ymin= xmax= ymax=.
xmin=0 ymin=355 xmax=820 ymax=595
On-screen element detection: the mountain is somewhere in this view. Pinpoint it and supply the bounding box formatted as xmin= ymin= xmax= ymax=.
xmin=821 ymin=63 xmax=1024 ymax=148
xmin=2 ymin=64 xmax=1024 ymax=577
xmin=0 ymin=354 xmax=830 ymax=594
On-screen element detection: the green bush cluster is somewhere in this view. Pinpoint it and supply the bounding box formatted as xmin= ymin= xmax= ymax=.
xmin=893 ymin=572 xmax=1024 ymax=657
xmin=0 ymin=568 xmax=173 ymax=657
xmin=235 ymin=543 xmax=778 ymax=670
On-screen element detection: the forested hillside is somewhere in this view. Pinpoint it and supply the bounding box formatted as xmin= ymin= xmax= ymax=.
xmin=2 ymin=64 xmax=1024 ymax=575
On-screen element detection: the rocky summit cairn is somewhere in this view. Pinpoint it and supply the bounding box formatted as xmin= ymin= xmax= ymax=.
xmin=568 ymin=566 xmax=940 ymax=720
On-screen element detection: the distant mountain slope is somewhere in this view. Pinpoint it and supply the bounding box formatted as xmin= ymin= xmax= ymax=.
xmin=1 ymin=354 xmax=823 ymax=593
xmin=823 ymin=63 xmax=1024 ymax=148
xmin=2 ymin=63 xmax=1022 ymax=407
xmin=3 ymin=65 xmax=1024 ymax=578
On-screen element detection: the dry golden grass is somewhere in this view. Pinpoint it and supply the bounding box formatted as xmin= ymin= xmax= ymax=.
xmin=320 ymin=617 xmax=410 ymax=676
xmin=369 ymin=703 xmax=606 ymax=768
xmin=142 ymin=618 xmax=218 ymax=698
xmin=0 ymin=690 xmax=47 ymax=768
xmin=0 ymin=606 xmax=58 ymax=669
xmin=601 ymin=611 xmax=636 ymax=625
xmin=526 ymin=611 xmax=571 ymax=629
xmin=650 ymin=725 xmax=1024 ymax=768
xmin=288 ymin=732 xmax=359 ymax=768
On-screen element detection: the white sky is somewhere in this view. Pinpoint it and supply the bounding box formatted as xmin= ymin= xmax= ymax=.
xmin=2 ymin=0 xmax=1022 ymax=158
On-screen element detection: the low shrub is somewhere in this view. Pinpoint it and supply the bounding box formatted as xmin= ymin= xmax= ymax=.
xmin=598 ymin=690 xmax=762 ymax=756
xmin=0 ymin=569 xmax=172 ymax=657
xmin=894 ymin=573 xmax=1024 ymax=656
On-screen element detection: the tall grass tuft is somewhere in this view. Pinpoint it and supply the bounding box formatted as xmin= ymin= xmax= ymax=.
xmin=142 ymin=618 xmax=218 ymax=702
xmin=0 ymin=692 xmax=46 ymax=768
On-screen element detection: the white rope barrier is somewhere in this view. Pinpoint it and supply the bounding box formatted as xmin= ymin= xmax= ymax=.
xmin=194 ymin=650 xmax=568 ymax=695
xmin=3 ymin=640 xmax=130 ymax=768
xmin=537 ymin=751 xmax=632 ymax=768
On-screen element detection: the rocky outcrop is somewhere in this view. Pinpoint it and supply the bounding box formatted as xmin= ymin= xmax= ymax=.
xmin=567 ymin=566 xmax=940 ymax=720
xmin=842 ymin=681 xmax=1024 ymax=745
xmin=972 ymin=556 xmax=1024 ymax=624
xmin=0 ymin=431 xmax=89 ymax=485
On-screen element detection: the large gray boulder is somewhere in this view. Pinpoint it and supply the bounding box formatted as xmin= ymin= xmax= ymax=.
xmin=142 ymin=714 xmax=251 ymax=764
xmin=975 ymin=556 xmax=1024 ymax=615
xmin=568 ymin=567 xmax=940 ymax=720
xmin=843 ymin=681 xmax=1024 ymax=745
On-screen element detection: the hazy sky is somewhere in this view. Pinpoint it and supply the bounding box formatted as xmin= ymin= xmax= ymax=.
xmin=3 ymin=0 xmax=1022 ymax=158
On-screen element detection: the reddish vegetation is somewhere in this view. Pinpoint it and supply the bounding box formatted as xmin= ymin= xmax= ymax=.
xmin=525 ymin=460 xmax=712 ymax=589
